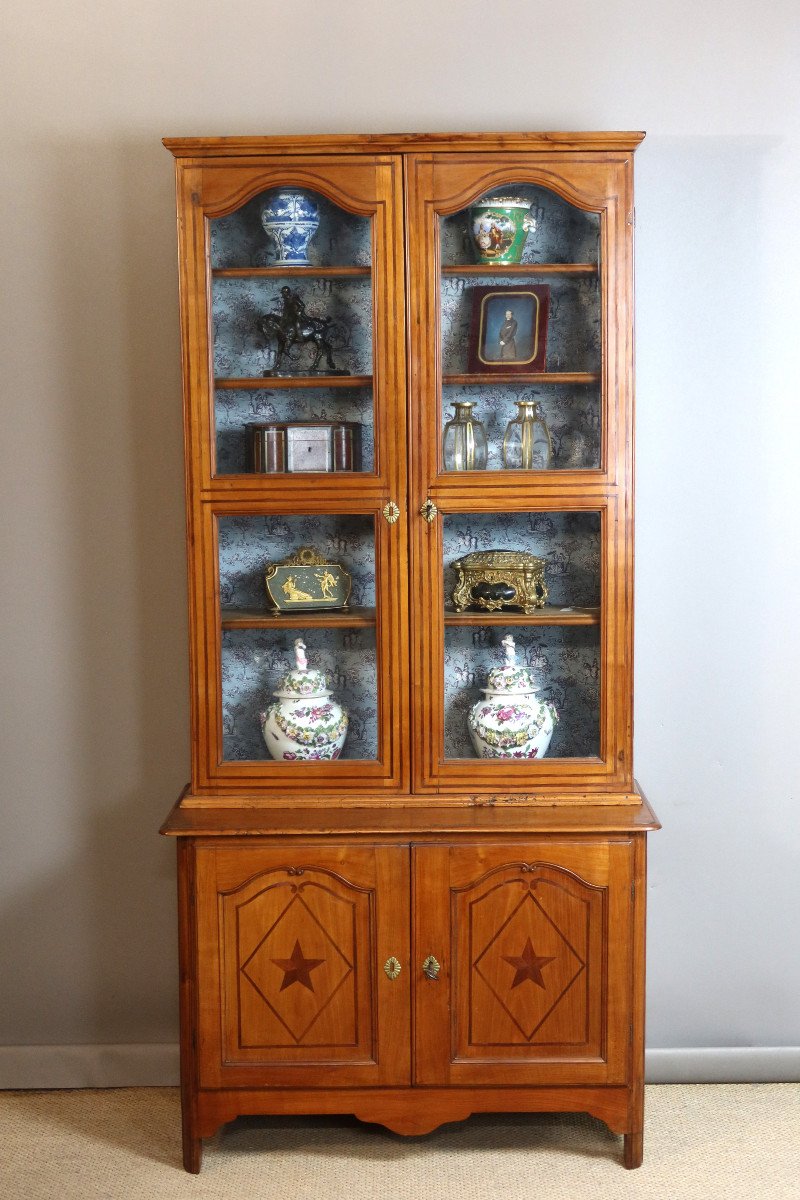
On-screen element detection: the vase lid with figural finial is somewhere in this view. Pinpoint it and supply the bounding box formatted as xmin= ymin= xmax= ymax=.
xmin=273 ymin=638 xmax=332 ymax=699
xmin=484 ymin=635 xmax=540 ymax=694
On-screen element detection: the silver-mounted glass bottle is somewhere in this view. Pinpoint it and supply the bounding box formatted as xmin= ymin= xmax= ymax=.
xmin=442 ymin=401 xmax=488 ymax=471
xmin=502 ymin=399 xmax=552 ymax=470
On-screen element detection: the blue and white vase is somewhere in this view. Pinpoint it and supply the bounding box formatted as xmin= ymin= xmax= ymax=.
xmin=260 ymin=190 xmax=320 ymax=265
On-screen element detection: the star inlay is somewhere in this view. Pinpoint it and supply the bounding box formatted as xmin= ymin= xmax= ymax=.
xmin=271 ymin=939 xmax=325 ymax=992
xmin=503 ymin=937 xmax=555 ymax=989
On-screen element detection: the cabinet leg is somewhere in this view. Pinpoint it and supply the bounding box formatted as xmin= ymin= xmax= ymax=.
xmin=182 ymin=1124 xmax=202 ymax=1174
xmin=623 ymin=1130 xmax=643 ymax=1169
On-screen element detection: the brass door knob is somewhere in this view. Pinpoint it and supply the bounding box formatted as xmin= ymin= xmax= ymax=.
xmin=422 ymin=955 xmax=441 ymax=980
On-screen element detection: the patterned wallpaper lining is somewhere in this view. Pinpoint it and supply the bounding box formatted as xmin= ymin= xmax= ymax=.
xmin=444 ymin=625 xmax=600 ymax=759
xmin=210 ymin=192 xmax=372 ymax=269
xmin=440 ymin=184 xmax=600 ymax=267
xmin=215 ymin=386 xmax=374 ymax=475
xmin=222 ymin=628 xmax=378 ymax=761
xmin=213 ymin=185 xmax=603 ymax=766
xmin=218 ymin=515 xmax=376 ymax=611
xmin=440 ymin=272 xmax=600 ymax=375
xmin=212 ymin=276 xmax=373 ymax=379
xmin=441 ymin=381 xmax=600 ymax=471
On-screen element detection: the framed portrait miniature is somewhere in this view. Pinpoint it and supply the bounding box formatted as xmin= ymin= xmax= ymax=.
xmin=467 ymin=284 xmax=550 ymax=374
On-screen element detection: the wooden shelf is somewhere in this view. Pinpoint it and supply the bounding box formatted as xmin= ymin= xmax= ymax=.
xmin=221 ymin=606 xmax=376 ymax=630
xmin=441 ymin=263 xmax=597 ymax=276
xmin=213 ymin=266 xmax=371 ymax=278
xmin=215 ymin=375 xmax=372 ymax=390
xmin=223 ymin=607 xmax=598 ymax=629
xmin=444 ymin=607 xmax=600 ymax=626
xmin=443 ymin=372 xmax=600 ymax=386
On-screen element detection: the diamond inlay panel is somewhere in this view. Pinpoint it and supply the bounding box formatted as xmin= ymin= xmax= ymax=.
xmin=206 ymin=846 xmax=407 ymax=1087
xmin=472 ymin=884 xmax=587 ymax=1043
xmin=237 ymin=881 xmax=357 ymax=1048
xmin=416 ymin=842 xmax=630 ymax=1087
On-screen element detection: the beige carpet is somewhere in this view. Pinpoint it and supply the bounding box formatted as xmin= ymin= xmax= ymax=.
xmin=0 ymin=1085 xmax=798 ymax=1199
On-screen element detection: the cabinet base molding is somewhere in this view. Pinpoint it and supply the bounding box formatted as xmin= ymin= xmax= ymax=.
xmin=187 ymin=1084 xmax=639 ymax=1170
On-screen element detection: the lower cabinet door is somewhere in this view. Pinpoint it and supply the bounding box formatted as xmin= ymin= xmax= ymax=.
xmin=413 ymin=840 xmax=634 ymax=1086
xmin=195 ymin=841 xmax=410 ymax=1088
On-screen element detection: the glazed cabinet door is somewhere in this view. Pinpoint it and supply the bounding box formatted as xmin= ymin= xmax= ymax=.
xmin=413 ymin=840 xmax=633 ymax=1086
xmin=194 ymin=842 xmax=410 ymax=1088
xmin=173 ymin=154 xmax=409 ymax=794
xmin=405 ymin=153 xmax=635 ymax=794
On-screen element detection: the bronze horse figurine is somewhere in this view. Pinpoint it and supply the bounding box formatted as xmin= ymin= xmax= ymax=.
xmin=256 ymin=301 xmax=348 ymax=376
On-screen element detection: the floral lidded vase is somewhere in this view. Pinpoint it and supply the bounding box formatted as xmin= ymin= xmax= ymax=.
xmin=468 ymin=635 xmax=558 ymax=760
xmin=260 ymin=190 xmax=320 ymax=265
xmin=468 ymin=195 xmax=537 ymax=264
xmin=259 ymin=638 xmax=348 ymax=761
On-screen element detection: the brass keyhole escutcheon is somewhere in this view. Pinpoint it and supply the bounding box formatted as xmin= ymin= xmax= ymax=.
xmin=422 ymin=955 xmax=441 ymax=980
xmin=383 ymin=956 xmax=402 ymax=981
xmin=382 ymin=501 xmax=400 ymax=524
xmin=420 ymin=498 xmax=438 ymax=523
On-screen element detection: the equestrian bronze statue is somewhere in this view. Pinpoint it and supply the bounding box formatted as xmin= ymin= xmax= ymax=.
xmin=257 ymin=286 xmax=349 ymax=376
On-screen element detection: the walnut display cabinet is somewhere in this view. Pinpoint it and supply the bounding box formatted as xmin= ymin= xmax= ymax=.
xmin=160 ymin=131 xmax=658 ymax=1173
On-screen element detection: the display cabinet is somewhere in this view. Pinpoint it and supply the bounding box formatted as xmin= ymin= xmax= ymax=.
xmin=161 ymin=132 xmax=658 ymax=1173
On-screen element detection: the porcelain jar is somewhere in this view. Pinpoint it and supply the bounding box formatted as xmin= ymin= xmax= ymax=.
xmin=259 ymin=639 xmax=348 ymax=761
xmin=260 ymin=190 xmax=320 ymax=265
xmin=468 ymin=635 xmax=558 ymax=760
xmin=468 ymin=195 xmax=536 ymax=264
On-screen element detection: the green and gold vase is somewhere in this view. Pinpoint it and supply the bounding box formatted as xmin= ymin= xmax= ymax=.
xmin=468 ymin=195 xmax=537 ymax=264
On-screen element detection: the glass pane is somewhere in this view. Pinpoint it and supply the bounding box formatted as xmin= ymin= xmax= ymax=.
xmin=439 ymin=184 xmax=601 ymax=472
xmin=218 ymin=514 xmax=378 ymax=763
xmin=211 ymin=192 xmax=371 ymax=269
xmin=444 ymin=625 xmax=599 ymax=759
xmin=442 ymin=511 xmax=600 ymax=761
xmin=215 ymin=385 xmax=374 ymax=475
xmin=212 ymin=276 xmax=372 ymax=379
xmin=222 ymin=627 xmax=378 ymax=762
xmin=441 ymin=382 xmax=600 ymax=472
xmin=208 ymin=189 xmax=374 ymax=476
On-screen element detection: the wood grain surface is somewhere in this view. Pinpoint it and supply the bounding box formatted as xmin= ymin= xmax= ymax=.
xmin=164 ymin=132 xmax=653 ymax=1173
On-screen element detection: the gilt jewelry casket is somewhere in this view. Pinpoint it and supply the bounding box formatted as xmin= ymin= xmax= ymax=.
xmin=451 ymin=549 xmax=548 ymax=614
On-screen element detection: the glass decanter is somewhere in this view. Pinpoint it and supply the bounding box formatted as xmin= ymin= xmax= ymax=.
xmin=502 ymin=399 xmax=552 ymax=470
xmin=442 ymin=401 xmax=488 ymax=471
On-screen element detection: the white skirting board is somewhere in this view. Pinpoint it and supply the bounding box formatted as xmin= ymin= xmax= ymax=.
xmin=0 ymin=1045 xmax=798 ymax=1089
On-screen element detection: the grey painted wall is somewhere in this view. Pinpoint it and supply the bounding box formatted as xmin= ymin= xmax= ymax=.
xmin=1 ymin=0 xmax=799 ymax=1082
